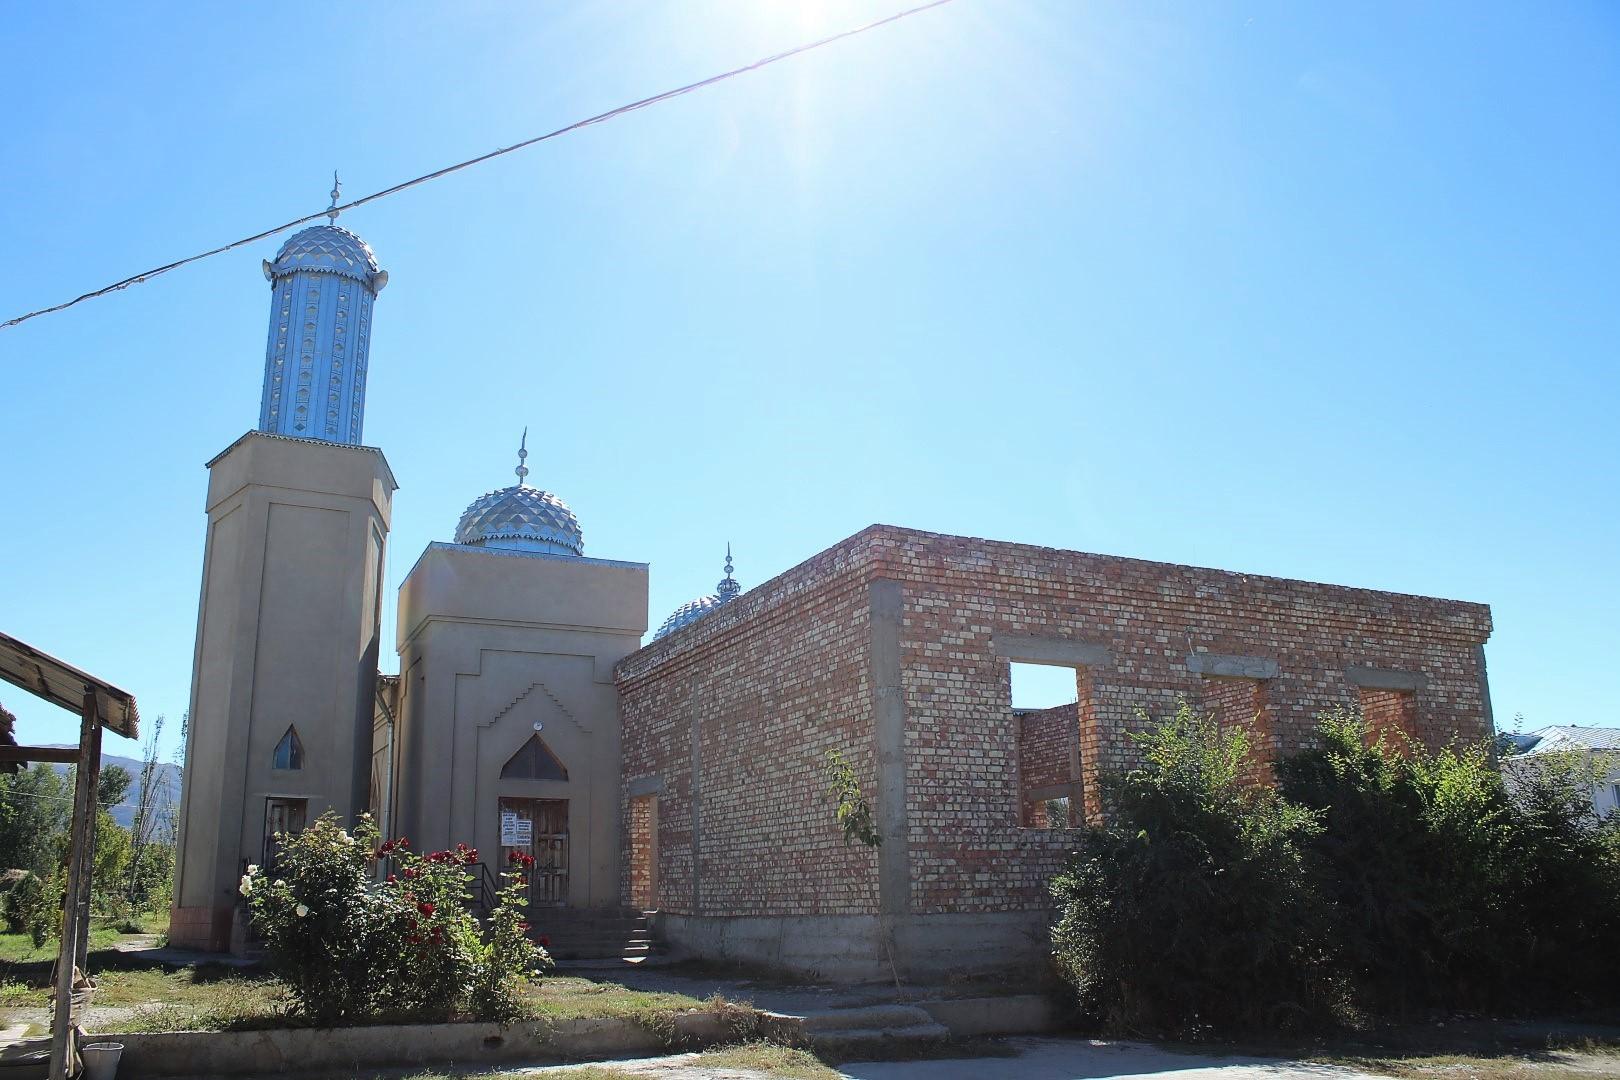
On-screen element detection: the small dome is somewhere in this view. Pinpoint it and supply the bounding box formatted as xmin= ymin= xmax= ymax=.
xmin=265 ymin=225 xmax=385 ymax=288
xmin=454 ymin=431 xmax=583 ymax=556
xmin=653 ymin=547 xmax=740 ymax=641
xmin=455 ymin=485 xmax=583 ymax=555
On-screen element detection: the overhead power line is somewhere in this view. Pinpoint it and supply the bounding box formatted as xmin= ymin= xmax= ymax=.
xmin=2 ymin=0 xmax=957 ymax=332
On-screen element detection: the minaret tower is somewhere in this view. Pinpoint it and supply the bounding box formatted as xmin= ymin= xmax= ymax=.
xmin=258 ymin=174 xmax=388 ymax=444
xmin=171 ymin=188 xmax=397 ymax=953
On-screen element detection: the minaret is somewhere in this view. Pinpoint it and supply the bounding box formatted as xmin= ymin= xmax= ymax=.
xmin=257 ymin=174 xmax=389 ymax=444
xmin=171 ymin=189 xmax=397 ymax=953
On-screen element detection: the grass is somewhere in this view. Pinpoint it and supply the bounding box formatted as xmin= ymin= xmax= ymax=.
xmin=0 ymin=965 xmax=290 ymax=1033
xmin=386 ymin=1041 xmax=840 ymax=1077
xmin=0 ymin=927 xmax=126 ymax=963
xmin=518 ymin=975 xmax=718 ymax=1024
xmin=1319 ymin=1048 xmax=1620 ymax=1080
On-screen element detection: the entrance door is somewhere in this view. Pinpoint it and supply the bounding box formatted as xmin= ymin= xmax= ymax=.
xmin=263 ymin=797 xmax=308 ymax=868
xmin=499 ymin=797 xmax=569 ymax=906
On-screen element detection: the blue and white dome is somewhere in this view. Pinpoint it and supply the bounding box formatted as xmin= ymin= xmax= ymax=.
xmin=454 ymin=433 xmax=584 ymax=556
xmin=653 ymin=548 xmax=741 ymax=640
xmin=264 ymin=224 xmax=387 ymax=289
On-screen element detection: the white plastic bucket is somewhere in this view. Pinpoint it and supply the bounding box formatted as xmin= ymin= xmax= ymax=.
xmin=80 ymin=1042 xmax=123 ymax=1080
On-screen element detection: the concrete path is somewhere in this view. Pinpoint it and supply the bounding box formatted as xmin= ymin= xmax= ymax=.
xmin=837 ymin=1037 xmax=1384 ymax=1080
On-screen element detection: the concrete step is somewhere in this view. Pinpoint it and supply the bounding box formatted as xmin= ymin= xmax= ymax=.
xmin=801 ymin=1005 xmax=938 ymax=1032
xmin=804 ymin=1022 xmax=951 ymax=1056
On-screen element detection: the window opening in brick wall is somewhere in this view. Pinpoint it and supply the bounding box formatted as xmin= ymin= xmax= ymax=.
xmin=1010 ymin=662 xmax=1085 ymax=828
xmin=1358 ymin=687 xmax=1419 ymax=749
xmin=1199 ymin=677 xmax=1273 ymax=785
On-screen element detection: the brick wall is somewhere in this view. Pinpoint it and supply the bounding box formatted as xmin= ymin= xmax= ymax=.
xmin=1016 ymin=704 xmax=1079 ymax=825
xmin=1359 ymin=687 xmax=1419 ymax=745
xmin=618 ymin=525 xmax=1492 ymax=924
xmin=618 ymin=538 xmax=883 ymax=917
xmin=1200 ymin=676 xmax=1273 ymax=783
xmin=628 ymin=794 xmax=655 ymax=910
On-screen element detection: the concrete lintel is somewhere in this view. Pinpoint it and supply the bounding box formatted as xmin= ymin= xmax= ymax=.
xmin=1345 ymin=665 xmax=1429 ymax=692
xmin=992 ymin=634 xmax=1110 ymax=669
xmin=626 ymin=775 xmax=663 ymax=798
xmin=1023 ymin=783 xmax=1076 ymax=803
xmin=1186 ymin=653 xmax=1280 ymax=680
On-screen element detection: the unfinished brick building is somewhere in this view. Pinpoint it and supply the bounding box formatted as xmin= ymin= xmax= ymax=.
xmin=616 ymin=525 xmax=1494 ymax=980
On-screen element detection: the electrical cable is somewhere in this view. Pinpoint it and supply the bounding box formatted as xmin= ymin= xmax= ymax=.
xmin=2 ymin=0 xmax=957 ymax=331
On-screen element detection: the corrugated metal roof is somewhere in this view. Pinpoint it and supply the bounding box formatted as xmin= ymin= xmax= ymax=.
xmin=0 ymin=631 xmax=138 ymax=740
xmin=1515 ymin=726 xmax=1620 ymax=754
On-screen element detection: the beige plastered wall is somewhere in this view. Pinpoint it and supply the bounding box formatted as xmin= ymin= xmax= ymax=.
xmin=171 ymin=432 xmax=394 ymax=950
xmin=390 ymin=542 xmax=647 ymax=909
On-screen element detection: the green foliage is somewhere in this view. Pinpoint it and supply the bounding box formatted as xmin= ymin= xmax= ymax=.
xmin=1052 ymin=706 xmax=1620 ymax=1036
xmin=1050 ymin=704 xmax=1335 ymax=1035
xmin=2 ymin=872 xmax=56 ymax=948
xmin=0 ymin=763 xmax=70 ymax=875
xmin=96 ymin=765 xmax=132 ymax=811
xmin=1277 ymin=712 xmax=1620 ymax=1016
xmin=824 ymin=748 xmax=881 ymax=848
xmin=241 ymin=811 xmax=552 ymax=1025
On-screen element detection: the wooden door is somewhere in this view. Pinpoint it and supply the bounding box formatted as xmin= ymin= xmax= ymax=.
xmin=499 ymin=797 xmax=569 ymax=907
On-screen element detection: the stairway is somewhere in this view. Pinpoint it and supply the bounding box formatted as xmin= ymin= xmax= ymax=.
xmin=529 ymin=907 xmax=661 ymax=962
xmin=799 ymin=1003 xmax=950 ymax=1056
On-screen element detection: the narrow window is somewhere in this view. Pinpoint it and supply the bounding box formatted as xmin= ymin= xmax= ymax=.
xmin=1010 ymin=662 xmax=1084 ymax=829
xmin=501 ymin=734 xmax=569 ymax=781
xmin=263 ymin=797 xmax=308 ymax=866
xmin=272 ymin=726 xmax=304 ymax=770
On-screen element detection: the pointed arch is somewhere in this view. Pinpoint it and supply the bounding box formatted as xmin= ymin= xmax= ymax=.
xmin=272 ymin=725 xmax=304 ymax=770
xmin=501 ymin=733 xmax=568 ymax=781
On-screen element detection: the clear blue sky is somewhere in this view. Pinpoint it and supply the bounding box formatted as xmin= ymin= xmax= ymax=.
xmin=2 ymin=1 xmax=1616 ymax=762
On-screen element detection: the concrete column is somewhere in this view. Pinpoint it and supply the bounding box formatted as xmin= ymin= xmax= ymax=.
xmin=869 ymin=579 xmax=909 ymax=917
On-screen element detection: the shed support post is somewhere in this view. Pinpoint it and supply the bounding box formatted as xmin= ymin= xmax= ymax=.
xmin=48 ymin=687 xmax=101 ymax=1080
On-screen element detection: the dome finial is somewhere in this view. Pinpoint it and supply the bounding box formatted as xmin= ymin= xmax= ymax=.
xmin=716 ymin=543 xmax=741 ymax=602
xmin=327 ymin=171 xmax=342 ymax=224
xmin=514 ymin=427 xmax=530 ymax=487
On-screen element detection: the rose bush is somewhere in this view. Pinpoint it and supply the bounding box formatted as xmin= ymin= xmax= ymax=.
xmin=241 ymin=812 xmax=551 ymax=1024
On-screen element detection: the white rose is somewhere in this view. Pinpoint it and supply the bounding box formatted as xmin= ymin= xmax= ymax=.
xmin=295 ymin=904 xmax=309 ymax=917
xmin=238 ymin=875 xmax=254 ymax=896
xmin=245 ymin=864 xmax=259 ymax=875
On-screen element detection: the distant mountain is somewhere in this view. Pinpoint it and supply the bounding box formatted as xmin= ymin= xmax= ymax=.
xmin=44 ymin=747 xmax=184 ymax=830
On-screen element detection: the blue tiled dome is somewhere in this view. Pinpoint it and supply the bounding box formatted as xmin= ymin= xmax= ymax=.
xmin=265 ymin=225 xmax=385 ymax=288
xmin=653 ymin=549 xmax=741 ymax=641
xmin=455 ymin=484 xmax=583 ymax=556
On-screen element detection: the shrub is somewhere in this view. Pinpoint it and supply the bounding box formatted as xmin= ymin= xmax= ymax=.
xmin=241 ymin=812 xmax=551 ymax=1024
xmin=1050 ymin=704 xmax=1335 ymax=1035
xmin=3 ymin=871 xmax=55 ymax=947
xmin=1278 ymin=713 xmax=1620 ymax=1016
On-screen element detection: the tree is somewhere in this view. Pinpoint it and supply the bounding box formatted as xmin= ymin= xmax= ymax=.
xmin=0 ymin=763 xmax=71 ymax=875
xmin=96 ymin=765 xmax=132 ymax=812
xmin=124 ymin=714 xmax=174 ymax=913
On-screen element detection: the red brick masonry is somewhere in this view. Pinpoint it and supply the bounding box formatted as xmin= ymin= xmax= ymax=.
xmin=618 ymin=525 xmax=1492 ymax=928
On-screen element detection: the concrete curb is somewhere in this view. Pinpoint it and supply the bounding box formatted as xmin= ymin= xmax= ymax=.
xmin=100 ymin=1010 xmax=793 ymax=1078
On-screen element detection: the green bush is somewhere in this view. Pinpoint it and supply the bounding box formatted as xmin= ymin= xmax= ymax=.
xmin=240 ymin=812 xmax=551 ymax=1025
xmin=1052 ymin=706 xmax=1620 ymax=1036
xmin=2 ymin=872 xmax=54 ymax=947
xmin=1277 ymin=713 xmax=1620 ymax=1016
xmin=1050 ymin=704 xmax=1336 ymax=1035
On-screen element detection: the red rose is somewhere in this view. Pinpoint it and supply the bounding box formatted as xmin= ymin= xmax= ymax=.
xmin=403 ymin=868 xmax=417 ymax=880
xmin=518 ymin=921 xmax=530 ymax=932
xmin=464 ymin=848 xmax=479 ymax=864
xmin=386 ymin=873 xmax=397 ymax=884
xmin=418 ymin=901 xmax=436 ymax=917
xmin=539 ymin=935 xmax=550 ymax=947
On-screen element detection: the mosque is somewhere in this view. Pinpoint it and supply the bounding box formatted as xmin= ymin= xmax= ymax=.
xmin=170 ymin=209 xmax=1496 ymax=979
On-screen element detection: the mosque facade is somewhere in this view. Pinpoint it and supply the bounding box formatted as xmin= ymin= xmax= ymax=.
xmin=170 ymin=216 xmax=1495 ymax=977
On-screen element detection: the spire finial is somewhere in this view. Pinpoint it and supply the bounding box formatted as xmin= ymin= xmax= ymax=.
xmin=716 ymin=543 xmax=741 ymax=602
xmin=327 ymin=171 xmax=342 ymax=224
xmin=514 ymin=427 xmax=530 ymax=487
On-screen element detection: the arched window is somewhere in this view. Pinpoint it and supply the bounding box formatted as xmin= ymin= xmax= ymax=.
xmin=272 ymin=726 xmax=304 ymax=770
xmin=501 ymin=734 xmax=567 ymax=781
